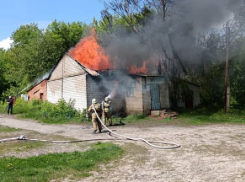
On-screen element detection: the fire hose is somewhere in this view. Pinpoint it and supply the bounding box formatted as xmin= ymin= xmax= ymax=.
xmin=0 ymin=105 xmax=181 ymax=149
xmin=92 ymin=104 xmax=180 ymax=149
xmin=0 ymin=134 xmax=123 ymax=143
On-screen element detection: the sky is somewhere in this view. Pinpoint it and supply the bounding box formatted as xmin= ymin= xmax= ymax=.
xmin=0 ymin=0 xmax=106 ymax=49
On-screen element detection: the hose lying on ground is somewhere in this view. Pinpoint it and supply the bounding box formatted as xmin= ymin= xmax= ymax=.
xmin=0 ymin=105 xmax=181 ymax=149
xmin=0 ymin=134 xmax=123 ymax=143
xmin=92 ymin=104 xmax=181 ymax=149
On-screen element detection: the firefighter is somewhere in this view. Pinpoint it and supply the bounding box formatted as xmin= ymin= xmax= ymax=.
xmin=101 ymin=96 xmax=112 ymax=126
xmin=88 ymin=98 xmax=102 ymax=134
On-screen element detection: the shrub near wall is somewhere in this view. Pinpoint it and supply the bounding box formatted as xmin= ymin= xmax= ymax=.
xmin=14 ymin=98 xmax=86 ymax=124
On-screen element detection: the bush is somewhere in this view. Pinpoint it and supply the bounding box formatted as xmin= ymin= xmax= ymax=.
xmin=14 ymin=98 xmax=84 ymax=124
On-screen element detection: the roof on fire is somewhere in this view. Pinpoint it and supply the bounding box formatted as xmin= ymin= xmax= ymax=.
xmin=66 ymin=53 xmax=99 ymax=76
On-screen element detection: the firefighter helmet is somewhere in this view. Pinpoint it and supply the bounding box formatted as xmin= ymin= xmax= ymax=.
xmin=92 ymin=98 xmax=97 ymax=104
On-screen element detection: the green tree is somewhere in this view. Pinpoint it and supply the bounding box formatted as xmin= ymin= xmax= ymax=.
xmin=3 ymin=24 xmax=43 ymax=93
xmin=230 ymin=37 xmax=245 ymax=106
xmin=37 ymin=20 xmax=87 ymax=74
xmin=3 ymin=21 xmax=87 ymax=96
xmin=0 ymin=48 xmax=8 ymax=100
xmin=11 ymin=23 xmax=42 ymax=47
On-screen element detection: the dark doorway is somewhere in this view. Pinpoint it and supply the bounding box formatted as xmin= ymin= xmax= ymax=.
xmin=185 ymin=95 xmax=193 ymax=109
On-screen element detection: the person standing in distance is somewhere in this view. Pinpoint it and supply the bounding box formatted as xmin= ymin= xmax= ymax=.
xmin=88 ymin=98 xmax=102 ymax=134
xmin=7 ymin=96 xmax=13 ymax=115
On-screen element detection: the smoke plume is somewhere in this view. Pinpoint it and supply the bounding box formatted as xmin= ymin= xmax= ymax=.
xmin=100 ymin=0 xmax=244 ymax=74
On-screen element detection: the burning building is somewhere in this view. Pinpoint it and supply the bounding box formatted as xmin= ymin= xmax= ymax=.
xmin=31 ymin=29 xmax=200 ymax=115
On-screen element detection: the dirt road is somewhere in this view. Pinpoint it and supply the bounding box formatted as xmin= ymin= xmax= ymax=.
xmin=1 ymin=114 xmax=245 ymax=182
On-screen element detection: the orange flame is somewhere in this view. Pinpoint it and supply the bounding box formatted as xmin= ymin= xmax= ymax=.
xmin=69 ymin=29 xmax=152 ymax=74
xmin=128 ymin=61 xmax=148 ymax=74
xmin=69 ymin=29 xmax=112 ymax=70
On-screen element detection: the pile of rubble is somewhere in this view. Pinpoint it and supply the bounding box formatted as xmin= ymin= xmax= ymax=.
xmin=151 ymin=110 xmax=178 ymax=119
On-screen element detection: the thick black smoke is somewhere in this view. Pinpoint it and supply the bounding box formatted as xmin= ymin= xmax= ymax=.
xmin=100 ymin=0 xmax=244 ymax=74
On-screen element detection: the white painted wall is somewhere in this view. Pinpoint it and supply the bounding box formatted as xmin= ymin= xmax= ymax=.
xmin=47 ymin=54 xmax=88 ymax=112
xmin=63 ymin=74 xmax=87 ymax=111
xmin=47 ymin=79 xmax=62 ymax=104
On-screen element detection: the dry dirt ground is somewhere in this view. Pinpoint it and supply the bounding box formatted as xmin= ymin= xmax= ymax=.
xmin=1 ymin=114 xmax=245 ymax=182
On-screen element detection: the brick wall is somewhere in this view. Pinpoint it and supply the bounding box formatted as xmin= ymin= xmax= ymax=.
xmin=28 ymin=80 xmax=47 ymax=101
xmin=125 ymin=77 xmax=143 ymax=114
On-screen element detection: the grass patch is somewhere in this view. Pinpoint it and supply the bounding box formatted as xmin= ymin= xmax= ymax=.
xmin=0 ymin=104 xmax=7 ymax=114
xmin=0 ymin=128 xmax=83 ymax=157
xmin=150 ymin=107 xmax=245 ymax=126
xmin=0 ymin=126 xmax=39 ymax=155
xmin=0 ymin=141 xmax=46 ymax=155
xmin=4 ymin=97 xmax=245 ymax=126
xmin=0 ymin=142 xmax=123 ymax=182
xmin=0 ymin=126 xmax=22 ymax=132
xmin=178 ymin=109 xmax=245 ymax=125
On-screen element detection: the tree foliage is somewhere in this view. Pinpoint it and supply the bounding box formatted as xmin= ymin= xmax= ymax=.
xmin=1 ymin=20 xmax=87 ymax=97
xmin=0 ymin=49 xmax=8 ymax=100
xmin=230 ymin=37 xmax=245 ymax=106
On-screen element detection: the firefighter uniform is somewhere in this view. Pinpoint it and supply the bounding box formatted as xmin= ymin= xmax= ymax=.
xmin=88 ymin=99 xmax=102 ymax=134
xmin=102 ymin=97 xmax=112 ymax=126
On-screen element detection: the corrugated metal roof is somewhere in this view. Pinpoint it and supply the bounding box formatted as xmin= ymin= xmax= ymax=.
xmin=22 ymin=69 xmax=53 ymax=93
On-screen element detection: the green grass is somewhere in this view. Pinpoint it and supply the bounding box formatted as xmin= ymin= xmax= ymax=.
xmin=0 ymin=126 xmax=45 ymax=155
xmin=0 ymin=104 xmax=7 ymax=114
xmin=18 ymin=111 xmax=83 ymax=124
xmin=4 ymin=98 xmax=245 ymax=126
xmin=6 ymin=98 xmax=88 ymax=124
xmin=0 ymin=126 xmax=22 ymax=132
xmin=0 ymin=141 xmax=46 ymax=155
xmin=0 ymin=142 xmax=123 ymax=182
xmin=181 ymin=109 xmax=245 ymax=124
xmin=158 ymin=108 xmax=245 ymax=125
xmin=0 ymin=126 xmax=45 ymax=156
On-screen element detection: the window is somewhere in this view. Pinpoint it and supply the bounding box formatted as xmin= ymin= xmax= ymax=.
xmin=126 ymin=81 xmax=136 ymax=97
